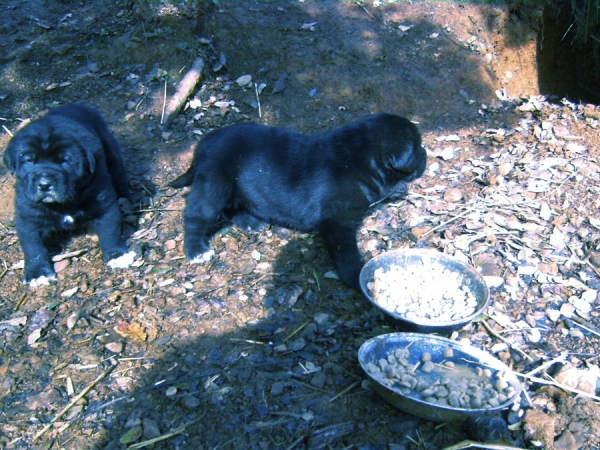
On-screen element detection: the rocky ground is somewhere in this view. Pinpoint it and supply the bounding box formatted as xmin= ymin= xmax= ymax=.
xmin=1 ymin=1 xmax=600 ymax=449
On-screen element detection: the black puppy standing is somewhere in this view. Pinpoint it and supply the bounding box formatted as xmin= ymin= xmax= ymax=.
xmin=3 ymin=103 xmax=135 ymax=287
xmin=171 ymin=113 xmax=427 ymax=290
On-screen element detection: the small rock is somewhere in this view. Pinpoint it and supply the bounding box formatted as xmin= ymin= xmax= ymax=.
xmin=289 ymin=337 xmax=306 ymax=351
xmin=310 ymin=371 xmax=327 ymax=389
xmin=566 ymin=142 xmax=586 ymax=153
xmin=554 ymin=429 xmax=578 ymax=450
xmin=545 ymin=309 xmax=561 ymax=322
xmin=1 ymin=377 xmax=15 ymax=389
xmin=270 ymin=381 xmax=285 ymax=396
xmin=181 ymin=395 xmax=201 ymax=409
xmin=255 ymin=261 xmax=273 ymax=272
xmin=235 ymin=257 xmax=256 ymax=275
xmin=236 ymin=74 xmax=252 ymax=86
xmin=142 ymin=418 xmax=161 ymax=440
xmin=443 ymin=188 xmax=463 ymax=202
xmin=54 ymin=259 xmax=70 ymax=273
xmin=166 ymin=386 xmax=177 ymax=397
xmin=555 ymin=366 xmax=598 ymax=395
xmin=553 ymin=125 xmax=569 ymax=138
xmin=105 ymin=342 xmax=124 ymax=353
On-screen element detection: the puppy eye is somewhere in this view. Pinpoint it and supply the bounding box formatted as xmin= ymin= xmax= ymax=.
xmin=20 ymin=154 xmax=35 ymax=164
xmin=60 ymin=155 xmax=71 ymax=164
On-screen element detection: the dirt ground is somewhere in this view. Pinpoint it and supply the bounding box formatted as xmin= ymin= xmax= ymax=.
xmin=1 ymin=1 xmax=600 ymax=449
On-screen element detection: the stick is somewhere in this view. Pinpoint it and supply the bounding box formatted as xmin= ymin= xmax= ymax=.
xmin=442 ymin=440 xmax=526 ymax=450
xmin=32 ymin=365 xmax=115 ymax=442
xmin=523 ymin=353 xmax=567 ymax=377
xmin=329 ymin=381 xmax=361 ymax=403
xmin=161 ymin=78 xmax=167 ymax=125
xmin=516 ymin=372 xmax=600 ymax=402
xmin=126 ymin=417 xmax=204 ymax=449
xmin=422 ymin=205 xmax=481 ymax=237
xmin=254 ymin=83 xmax=262 ymax=118
xmin=163 ymin=57 xmax=205 ymax=127
xmin=14 ymin=293 xmax=27 ymax=312
xmin=480 ymin=319 xmax=533 ymax=362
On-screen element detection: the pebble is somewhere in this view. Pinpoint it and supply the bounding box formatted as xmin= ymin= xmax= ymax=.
xmin=443 ymin=188 xmax=463 ymax=202
xmin=271 ymin=381 xmax=285 ymax=395
xmin=142 ymin=418 xmax=161 ymax=439
xmin=105 ymin=342 xmax=124 ymax=353
xmin=310 ymin=371 xmax=327 ymax=388
xmin=236 ymin=74 xmax=252 ymax=86
xmin=181 ymin=395 xmax=201 ymax=409
xmin=545 ymin=308 xmax=561 ymax=322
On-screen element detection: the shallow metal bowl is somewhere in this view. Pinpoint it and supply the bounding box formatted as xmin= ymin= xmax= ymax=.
xmin=358 ymin=332 xmax=522 ymax=422
xmin=359 ymin=249 xmax=489 ymax=334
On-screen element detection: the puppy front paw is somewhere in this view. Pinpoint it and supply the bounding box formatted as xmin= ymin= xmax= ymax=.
xmin=28 ymin=274 xmax=57 ymax=288
xmin=107 ymin=251 xmax=136 ymax=269
xmin=189 ymin=249 xmax=215 ymax=264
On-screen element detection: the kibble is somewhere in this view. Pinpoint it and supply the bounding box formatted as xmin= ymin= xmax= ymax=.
xmin=366 ymin=346 xmax=517 ymax=410
xmin=367 ymin=256 xmax=480 ymax=322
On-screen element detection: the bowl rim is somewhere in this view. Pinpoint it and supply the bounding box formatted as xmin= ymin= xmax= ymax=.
xmin=359 ymin=248 xmax=490 ymax=327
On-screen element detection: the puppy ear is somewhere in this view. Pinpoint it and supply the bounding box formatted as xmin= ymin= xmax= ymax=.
xmin=3 ymin=143 xmax=17 ymax=175
xmin=386 ymin=142 xmax=417 ymax=171
xmin=86 ymin=147 xmax=97 ymax=174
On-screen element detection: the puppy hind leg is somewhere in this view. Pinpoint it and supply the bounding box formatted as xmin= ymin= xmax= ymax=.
xmin=318 ymin=220 xmax=362 ymax=291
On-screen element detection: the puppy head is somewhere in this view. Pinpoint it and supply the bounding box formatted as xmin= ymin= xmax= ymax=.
xmin=4 ymin=116 xmax=100 ymax=205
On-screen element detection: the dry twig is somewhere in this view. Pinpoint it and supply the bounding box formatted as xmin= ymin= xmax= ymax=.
xmin=126 ymin=416 xmax=204 ymax=449
xmin=480 ymin=319 xmax=534 ymax=362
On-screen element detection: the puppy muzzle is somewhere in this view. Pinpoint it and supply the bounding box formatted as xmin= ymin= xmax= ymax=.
xmin=28 ymin=172 xmax=63 ymax=203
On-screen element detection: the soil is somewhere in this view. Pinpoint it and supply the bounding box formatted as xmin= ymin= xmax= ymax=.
xmin=1 ymin=1 xmax=600 ymax=449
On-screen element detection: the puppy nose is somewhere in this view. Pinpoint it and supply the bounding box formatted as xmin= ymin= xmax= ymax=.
xmin=37 ymin=175 xmax=54 ymax=191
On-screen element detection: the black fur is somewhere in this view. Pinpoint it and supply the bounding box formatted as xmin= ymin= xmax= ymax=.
xmin=3 ymin=103 xmax=134 ymax=286
xmin=171 ymin=113 xmax=427 ymax=290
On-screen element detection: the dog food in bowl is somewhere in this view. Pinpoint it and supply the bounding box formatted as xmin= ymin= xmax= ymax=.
xmin=367 ymin=256 xmax=479 ymax=322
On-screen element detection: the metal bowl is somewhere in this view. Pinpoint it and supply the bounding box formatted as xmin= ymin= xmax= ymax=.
xmin=358 ymin=332 xmax=522 ymax=422
xmin=359 ymin=249 xmax=489 ymax=334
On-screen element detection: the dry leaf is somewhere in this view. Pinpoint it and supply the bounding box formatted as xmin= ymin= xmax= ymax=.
xmin=0 ymin=316 xmax=27 ymax=327
xmin=589 ymin=217 xmax=600 ymax=230
xmin=28 ymin=329 xmax=42 ymax=346
xmin=114 ymin=321 xmax=148 ymax=341
xmin=539 ymin=202 xmax=552 ymax=221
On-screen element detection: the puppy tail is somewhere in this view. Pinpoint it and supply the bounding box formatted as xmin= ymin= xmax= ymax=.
xmin=169 ymin=168 xmax=195 ymax=189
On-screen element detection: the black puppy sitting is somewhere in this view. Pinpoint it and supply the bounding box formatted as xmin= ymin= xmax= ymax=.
xmin=3 ymin=103 xmax=135 ymax=287
xmin=170 ymin=113 xmax=427 ymax=290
